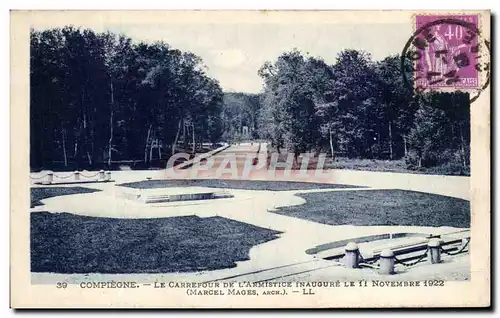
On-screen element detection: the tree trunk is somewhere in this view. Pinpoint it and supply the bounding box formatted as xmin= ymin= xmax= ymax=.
xmin=149 ymin=132 xmax=156 ymax=163
xmin=377 ymin=130 xmax=381 ymax=158
xmin=74 ymin=118 xmax=81 ymax=160
xmin=329 ymin=130 xmax=335 ymax=161
xmin=90 ymin=126 xmax=95 ymax=162
xmin=459 ymin=123 xmax=467 ymax=168
xmin=81 ymin=89 xmax=91 ymax=166
xmin=158 ymin=140 xmax=162 ymax=160
xmin=61 ymin=125 xmax=68 ymax=167
xmin=74 ymin=140 xmax=78 ymax=157
xmin=108 ymin=80 xmax=114 ymax=167
xmin=144 ymin=124 xmax=152 ymax=163
xmin=86 ymin=151 xmax=93 ymax=165
xmin=192 ymin=124 xmax=196 ymax=155
xmin=83 ymin=111 xmax=92 ymax=166
xmin=388 ymin=121 xmax=393 ymax=160
xmin=182 ymin=121 xmax=188 ymax=150
xmin=403 ymin=135 xmax=408 ymax=157
xmin=172 ymin=118 xmax=182 ymax=155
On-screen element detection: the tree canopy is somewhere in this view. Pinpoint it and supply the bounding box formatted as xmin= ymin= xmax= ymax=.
xmin=257 ymin=48 xmax=470 ymax=174
xmin=30 ymin=27 xmax=224 ymax=170
xmin=30 ymin=27 xmax=470 ymax=175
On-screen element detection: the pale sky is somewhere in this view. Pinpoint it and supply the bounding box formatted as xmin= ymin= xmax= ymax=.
xmin=34 ymin=23 xmax=413 ymax=93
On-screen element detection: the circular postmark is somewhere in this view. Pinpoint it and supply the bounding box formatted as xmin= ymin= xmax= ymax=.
xmin=401 ymin=18 xmax=490 ymax=103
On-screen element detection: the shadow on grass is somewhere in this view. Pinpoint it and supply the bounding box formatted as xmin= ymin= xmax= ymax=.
xmin=119 ymin=179 xmax=364 ymax=191
xmin=31 ymin=212 xmax=281 ymax=274
xmin=31 ymin=187 xmax=102 ymax=208
xmin=271 ymin=190 xmax=470 ymax=228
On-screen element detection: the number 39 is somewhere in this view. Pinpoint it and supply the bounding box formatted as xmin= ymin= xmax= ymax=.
xmin=56 ymin=282 xmax=68 ymax=289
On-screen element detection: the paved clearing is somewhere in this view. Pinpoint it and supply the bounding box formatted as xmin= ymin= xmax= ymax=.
xmin=29 ymin=143 xmax=471 ymax=281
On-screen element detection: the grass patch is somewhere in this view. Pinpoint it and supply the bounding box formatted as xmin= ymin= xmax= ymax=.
xmin=119 ymin=179 xmax=362 ymax=191
xmin=272 ymin=190 xmax=469 ymax=228
xmin=31 ymin=212 xmax=281 ymax=274
xmin=330 ymin=158 xmax=470 ymax=176
xmin=264 ymin=149 xmax=469 ymax=176
xmin=328 ymin=158 xmax=408 ymax=172
xmin=31 ymin=187 xmax=102 ymax=208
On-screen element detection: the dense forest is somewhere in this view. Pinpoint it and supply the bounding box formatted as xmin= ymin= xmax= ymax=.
xmin=30 ymin=28 xmax=470 ymax=175
xmin=257 ymin=49 xmax=470 ymax=175
xmin=30 ymin=27 xmax=224 ymax=170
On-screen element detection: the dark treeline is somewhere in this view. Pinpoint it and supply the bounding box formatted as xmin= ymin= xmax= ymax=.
xmin=31 ymin=27 xmax=470 ymax=175
xmin=30 ymin=27 xmax=224 ymax=170
xmin=257 ymin=49 xmax=470 ymax=174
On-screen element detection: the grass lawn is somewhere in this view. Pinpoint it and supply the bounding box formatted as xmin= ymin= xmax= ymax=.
xmin=271 ymin=190 xmax=469 ymax=228
xmin=328 ymin=158 xmax=409 ymax=173
xmin=265 ymin=150 xmax=469 ymax=176
xmin=119 ymin=179 xmax=363 ymax=191
xmin=31 ymin=212 xmax=281 ymax=274
xmin=31 ymin=187 xmax=102 ymax=208
xmin=329 ymin=158 xmax=470 ymax=176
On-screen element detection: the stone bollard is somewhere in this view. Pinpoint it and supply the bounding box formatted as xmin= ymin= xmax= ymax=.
xmin=379 ymin=249 xmax=395 ymax=275
xmin=344 ymin=242 xmax=359 ymax=269
xmin=461 ymin=238 xmax=470 ymax=253
xmin=427 ymin=238 xmax=442 ymax=264
xmin=99 ymin=170 xmax=105 ymax=180
xmin=46 ymin=172 xmax=53 ymax=184
xmin=74 ymin=171 xmax=80 ymax=181
xmin=105 ymin=171 xmax=111 ymax=181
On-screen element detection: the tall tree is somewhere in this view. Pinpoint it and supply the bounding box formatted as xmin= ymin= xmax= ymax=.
xmin=30 ymin=27 xmax=224 ymax=170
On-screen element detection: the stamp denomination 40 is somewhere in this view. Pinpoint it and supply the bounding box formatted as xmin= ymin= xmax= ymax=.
xmin=402 ymin=14 xmax=490 ymax=98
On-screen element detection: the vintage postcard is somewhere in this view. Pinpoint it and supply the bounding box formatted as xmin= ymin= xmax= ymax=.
xmin=10 ymin=10 xmax=490 ymax=308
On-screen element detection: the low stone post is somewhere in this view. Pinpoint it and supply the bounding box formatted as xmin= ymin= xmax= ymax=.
xmin=461 ymin=238 xmax=470 ymax=254
xmin=105 ymin=171 xmax=111 ymax=181
xmin=379 ymin=249 xmax=395 ymax=275
xmin=46 ymin=172 xmax=53 ymax=184
xmin=461 ymin=238 xmax=468 ymax=248
xmin=344 ymin=242 xmax=359 ymax=269
xmin=74 ymin=171 xmax=80 ymax=181
xmin=99 ymin=170 xmax=105 ymax=180
xmin=427 ymin=238 xmax=442 ymax=264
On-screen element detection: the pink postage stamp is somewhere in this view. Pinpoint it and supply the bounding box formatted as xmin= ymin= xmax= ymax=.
xmin=404 ymin=14 xmax=488 ymax=94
